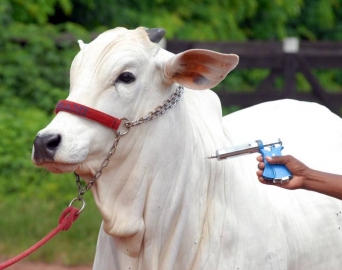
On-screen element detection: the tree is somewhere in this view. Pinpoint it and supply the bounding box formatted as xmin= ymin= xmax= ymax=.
xmin=49 ymin=0 xmax=342 ymax=41
xmin=0 ymin=0 xmax=90 ymax=111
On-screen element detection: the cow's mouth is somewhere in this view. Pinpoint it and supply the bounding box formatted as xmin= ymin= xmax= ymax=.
xmin=32 ymin=132 xmax=90 ymax=174
xmin=35 ymin=161 xmax=80 ymax=174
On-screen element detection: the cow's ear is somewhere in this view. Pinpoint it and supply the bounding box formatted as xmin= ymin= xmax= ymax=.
xmin=164 ymin=49 xmax=239 ymax=90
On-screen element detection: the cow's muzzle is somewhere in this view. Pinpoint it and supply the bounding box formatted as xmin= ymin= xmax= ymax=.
xmin=33 ymin=134 xmax=61 ymax=164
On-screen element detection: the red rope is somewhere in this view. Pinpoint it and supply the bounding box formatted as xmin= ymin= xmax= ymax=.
xmin=0 ymin=206 xmax=80 ymax=269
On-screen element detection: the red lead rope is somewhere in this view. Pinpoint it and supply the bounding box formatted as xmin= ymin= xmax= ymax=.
xmin=0 ymin=206 xmax=80 ymax=269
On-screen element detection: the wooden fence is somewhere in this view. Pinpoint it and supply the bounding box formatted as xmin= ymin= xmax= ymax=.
xmin=167 ymin=40 xmax=342 ymax=116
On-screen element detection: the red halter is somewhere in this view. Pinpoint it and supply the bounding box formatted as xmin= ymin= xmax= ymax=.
xmin=55 ymin=100 xmax=122 ymax=131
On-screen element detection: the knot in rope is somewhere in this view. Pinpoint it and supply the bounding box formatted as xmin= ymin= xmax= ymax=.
xmin=58 ymin=206 xmax=80 ymax=230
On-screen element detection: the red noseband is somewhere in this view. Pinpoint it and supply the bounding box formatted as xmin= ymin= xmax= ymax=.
xmin=55 ymin=100 xmax=122 ymax=131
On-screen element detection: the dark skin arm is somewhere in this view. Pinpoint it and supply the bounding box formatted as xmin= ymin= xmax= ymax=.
xmin=256 ymin=155 xmax=342 ymax=200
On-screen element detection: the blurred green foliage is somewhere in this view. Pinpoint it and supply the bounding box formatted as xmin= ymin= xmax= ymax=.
xmin=0 ymin=0 xmax=91 ymax=111
xmin=1 ymin=0 xmax=342 ymax=265
xmin=49 ymin=0 xmax=342 ymax=41
xmin=0 ymin=99 xmax=101 ymax=265
xmin=1 ymin=0 xmax=342 ymax=111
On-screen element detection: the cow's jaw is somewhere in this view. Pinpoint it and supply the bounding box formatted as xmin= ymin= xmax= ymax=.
xmin=41 ymin=162 xmax=80 ymax=174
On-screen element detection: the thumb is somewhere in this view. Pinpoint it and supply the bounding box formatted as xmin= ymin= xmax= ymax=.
xmin=265 ymin=155 xmax=288 ymax=165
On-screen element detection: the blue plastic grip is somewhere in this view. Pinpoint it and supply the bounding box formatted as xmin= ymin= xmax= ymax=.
xmin=256 ymin=140 xmax=292 ymax=182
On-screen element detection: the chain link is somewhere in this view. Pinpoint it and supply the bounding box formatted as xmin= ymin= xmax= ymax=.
xmin=73 ymin=85 xmax=184 ymax=202
xmin=74 ymin=133 xmax=122 ymax=200
xmin=125 ymin=85 xmax=184 ymax=128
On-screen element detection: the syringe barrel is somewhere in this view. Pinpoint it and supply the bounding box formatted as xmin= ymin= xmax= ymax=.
xmin=215 ymin=139 xmax=281 ymax=160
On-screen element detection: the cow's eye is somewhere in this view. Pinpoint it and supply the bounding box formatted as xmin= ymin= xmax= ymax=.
xmin=116 ymin=72 xmax=135 ymax=84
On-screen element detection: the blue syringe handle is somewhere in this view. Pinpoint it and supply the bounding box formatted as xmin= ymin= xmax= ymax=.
xmin=256 ymin=140 xmax=292 ymax=183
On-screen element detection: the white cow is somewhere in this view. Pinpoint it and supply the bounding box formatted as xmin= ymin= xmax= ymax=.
xmin=32 ymin=27 xmax=342 ymax=270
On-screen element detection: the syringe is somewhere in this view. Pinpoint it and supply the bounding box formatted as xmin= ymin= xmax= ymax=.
xmin=207 ymin=139 xmax=282 ymax=160
xmin=207 ymin=139 xmax=292 ymax=184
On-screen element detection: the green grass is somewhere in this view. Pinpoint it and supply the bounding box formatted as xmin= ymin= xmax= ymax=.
xmin=0 ymin=178 xmax=101 ymax=266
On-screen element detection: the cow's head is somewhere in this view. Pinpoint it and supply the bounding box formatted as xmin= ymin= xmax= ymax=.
xmin=32 ymin=27 xmax=239 ymax=178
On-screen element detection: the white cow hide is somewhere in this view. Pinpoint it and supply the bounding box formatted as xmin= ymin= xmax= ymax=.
xmin=32 ymin=27 xmax=342 ymax=270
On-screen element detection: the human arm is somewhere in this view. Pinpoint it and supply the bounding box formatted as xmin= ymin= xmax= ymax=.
xmin=256 ymin=155 xmax=342 ymax=200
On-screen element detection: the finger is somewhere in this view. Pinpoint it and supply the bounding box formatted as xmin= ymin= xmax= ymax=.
xmin=258 ymin=177 xmax=274 ymax=185
xmin=264 ymin=155 xmax=287 ymax=164
xmin=256 ymin=170 xmax=263 ymax=177
xmin=264 ymin=156 xmax=273 ymax=162
xmin=256 ymin=155 xmax=263 ymax=162
xmin=258 ymin=162 xmax=265 ymax=170
xmin=258 ymin=176 xmax=267 ymax=184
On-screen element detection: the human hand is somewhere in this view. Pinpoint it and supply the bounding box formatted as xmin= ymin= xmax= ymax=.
xmin=256 ymin=155 xmax=310 ymax=189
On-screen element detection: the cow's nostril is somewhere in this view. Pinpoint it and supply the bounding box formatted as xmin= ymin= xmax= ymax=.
xmin=46 ymin=134 xmax=61 ymax=150
xmin=33 ymin=134 xmax=62 ymax=163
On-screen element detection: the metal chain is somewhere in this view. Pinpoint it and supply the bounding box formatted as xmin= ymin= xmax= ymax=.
xmin=125 ymin=85 xmax=184 ymax=128
xmin=74 ymin=133 xmax=122 ymax=201
xmin=71 ymin=85 xmax=184 ymax=211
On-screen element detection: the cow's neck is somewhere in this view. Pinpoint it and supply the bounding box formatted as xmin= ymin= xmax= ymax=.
xmin=88 ymin=88 xmax=228 ymax=268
